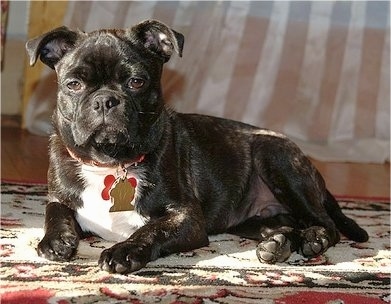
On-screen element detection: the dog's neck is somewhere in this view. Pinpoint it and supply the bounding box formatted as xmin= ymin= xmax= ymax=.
xmin=66 ymin=147 xmax=145 ymax=170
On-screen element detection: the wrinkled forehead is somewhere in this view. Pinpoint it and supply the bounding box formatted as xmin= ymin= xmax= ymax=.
xmin=77 ymin=34 xmax=127 ymax=64
xmin=76 ymin=31 xmax=139 ymax=63
xmin=57 ymin=32 xmax=147 ymax=79
xmin=85 ymin=30 xmax=123 ymax=46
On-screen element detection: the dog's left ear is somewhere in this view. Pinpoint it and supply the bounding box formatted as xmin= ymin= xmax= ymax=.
xmin=26 ymin=26 xmax=80 ymax=69
xmin=130 ymin=20 xmax=184 ymax=62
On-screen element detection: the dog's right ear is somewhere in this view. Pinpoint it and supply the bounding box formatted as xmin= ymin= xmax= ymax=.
xmin=130 ymin=20 xmax=184 ymax=63
xmin=26 ymin=26 xmax=80 ymax=69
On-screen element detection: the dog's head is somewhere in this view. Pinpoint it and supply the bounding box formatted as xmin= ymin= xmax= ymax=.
xmin=26 ymin=20 xmax=184 ymax=166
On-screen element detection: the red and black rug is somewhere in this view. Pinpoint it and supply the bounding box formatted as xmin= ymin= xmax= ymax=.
xmin=1 ymin=182 xmax=390 ymax=303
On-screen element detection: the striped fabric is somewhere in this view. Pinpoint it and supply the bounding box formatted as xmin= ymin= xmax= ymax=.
xmin=25 ymin=1 xmax=389 ymax=163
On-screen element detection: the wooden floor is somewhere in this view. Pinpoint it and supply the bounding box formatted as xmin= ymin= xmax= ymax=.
xmin=1 ymin=126 xmax=389 ymax=199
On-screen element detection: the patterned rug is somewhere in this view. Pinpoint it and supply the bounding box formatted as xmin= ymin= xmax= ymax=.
xmin=1 ymin=182 xmax=390 ymax=303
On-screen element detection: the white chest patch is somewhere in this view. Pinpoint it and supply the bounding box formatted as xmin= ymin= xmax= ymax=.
xmin=76 ymin=164 xmax=147 ymax=242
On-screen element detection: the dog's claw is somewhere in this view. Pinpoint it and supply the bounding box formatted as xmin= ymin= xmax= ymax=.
xmin=98 ymin=243 xmax=147 ymax=274
xmin=99 ymin=257 xmax=129 ymax=274
xmin=37 ymin=230 xmax=79 ymax=261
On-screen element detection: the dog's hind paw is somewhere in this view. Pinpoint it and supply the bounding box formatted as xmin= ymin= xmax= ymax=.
xmin=256 ymin=233 xmax=292 ymax=264
xmin=300 ymin=226 xmax=329 ymax=258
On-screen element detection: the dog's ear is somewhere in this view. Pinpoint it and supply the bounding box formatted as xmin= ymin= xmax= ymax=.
xmin=130 ymin=20 xmax=184 ymax=62
xmin=26 ymin=26 xmax=80 ymax=69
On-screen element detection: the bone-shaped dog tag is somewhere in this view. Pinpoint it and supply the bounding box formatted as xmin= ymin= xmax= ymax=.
xmin=109 ymin=177 xmax=136 ymax=212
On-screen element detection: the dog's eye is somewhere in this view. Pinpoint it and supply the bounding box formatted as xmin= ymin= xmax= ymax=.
xmin=128 ymin=78 xmax=145 ymax=90
xmin=67 ymin=81 xmax=83 ymax=92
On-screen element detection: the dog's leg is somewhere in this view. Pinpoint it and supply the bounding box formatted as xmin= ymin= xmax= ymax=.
xmin=98 ymin=208 xmax=209 ymax=274
xmin=261 ymin=178 xmax=339 ymax=260
xmin=37 ymin=202 xmax=82 ymax=261
xmin=254 ymin=136 xmax=343 ymax=259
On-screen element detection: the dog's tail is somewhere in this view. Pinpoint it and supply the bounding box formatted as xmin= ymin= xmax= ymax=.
xmin=324 ymin=191 xmax=369 ymax=242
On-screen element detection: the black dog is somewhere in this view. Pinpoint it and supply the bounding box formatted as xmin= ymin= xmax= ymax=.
xmin=26 ymin=20 xmax=368 ymax=274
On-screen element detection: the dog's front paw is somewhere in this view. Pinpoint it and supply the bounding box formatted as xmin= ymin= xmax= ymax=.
xmin=256 ymin=233 xmax=292 ymax=264
xmin=300 ymin=226 xmax=329 ymax=258
xmin=98 ymin=242 xmax=149 ymax=274
xmin=37 ymin=229 xmax=79 ymax=261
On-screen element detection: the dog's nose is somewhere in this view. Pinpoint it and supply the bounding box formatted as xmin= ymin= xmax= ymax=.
xmin=105 ymin=97 xmax=120 ymax=109
xmin=93 ymin=96 xmax=120 ymax=111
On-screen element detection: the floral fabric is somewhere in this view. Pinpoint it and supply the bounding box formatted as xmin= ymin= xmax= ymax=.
xmin=1 ymin=182 xmax=390 ymax=303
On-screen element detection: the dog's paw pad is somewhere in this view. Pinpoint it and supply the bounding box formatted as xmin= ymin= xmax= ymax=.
xmin=300 ymin=227 xmax=329 ymax=257
xmin=256 ymin=233 xmax=292 ymax=264
xmin=257 ymin=250 xmax=275 ymax=263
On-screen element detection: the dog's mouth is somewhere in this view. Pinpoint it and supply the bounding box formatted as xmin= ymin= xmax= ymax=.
xmin=91 ymin=140 xmax=135 ymax=159
xmin=90 ymin=129 xmax=133 ymax=158
xmin=68 ymin=121 xmax=146 ymax=166
xmin=92 ymin=141 xmax=120 ymax=157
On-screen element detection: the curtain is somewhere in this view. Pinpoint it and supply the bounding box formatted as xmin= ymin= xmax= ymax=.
xmin=1 ymin=0 xmax=8 ymax=70
xmin=24 ymin=1 xmax=390 ymax=163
